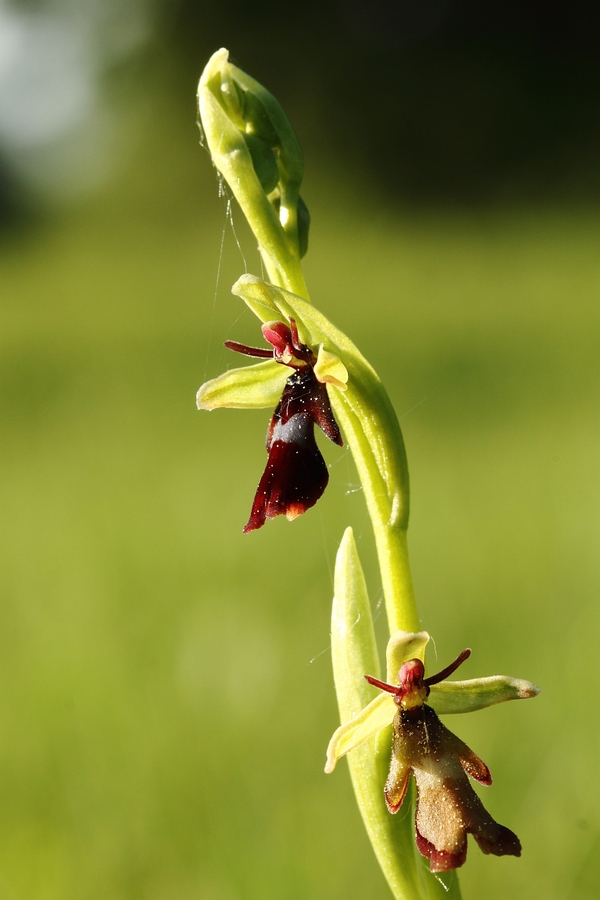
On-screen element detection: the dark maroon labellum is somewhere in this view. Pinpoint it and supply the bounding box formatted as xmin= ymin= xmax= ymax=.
xmin=224 ymin=318 xmax=343 ymax=532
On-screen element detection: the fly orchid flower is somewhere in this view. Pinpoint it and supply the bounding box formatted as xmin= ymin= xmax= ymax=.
xmin=197 ymin=274 xmax=409 ymax=552
xmin=326 ymin=628 xmax=540 ymax=874
xmin=222 ymin=316 xmax=343 ymax=532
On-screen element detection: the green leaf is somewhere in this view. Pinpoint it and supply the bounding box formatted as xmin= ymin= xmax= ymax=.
xmin=330 ymin=529 xmax=453 ymax=900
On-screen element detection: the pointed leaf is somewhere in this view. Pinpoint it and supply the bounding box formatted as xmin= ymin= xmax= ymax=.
xmin=231 ymin=275 xmax=421 ymax=637
xmin=330 ymin=529 xmax=433 ymax=899
xmin=331 ymin=527 xmax=380 ymax=721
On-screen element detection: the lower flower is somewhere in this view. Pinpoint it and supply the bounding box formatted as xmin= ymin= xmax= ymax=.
xmin=326 ymin=631 xmax=539 ymax=873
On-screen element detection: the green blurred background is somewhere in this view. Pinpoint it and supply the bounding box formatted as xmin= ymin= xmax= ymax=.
xmin=0 ymin=2 xmax=598 ymax=898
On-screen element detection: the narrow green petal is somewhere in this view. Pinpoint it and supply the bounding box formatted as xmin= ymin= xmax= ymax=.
xmin=428 ymin=675 xmax=541 ymax=715
xmin=325 ymin=693 xmax=396 ymax=774
xmin=314 ymin=345 xmax=348 ymax=390
xmin=197 ymin=360 xmax=286 ymax=410
xmin=385 ymin=630 xmax=429 ymax=683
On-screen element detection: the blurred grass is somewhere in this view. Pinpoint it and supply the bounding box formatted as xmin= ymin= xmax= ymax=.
xmin=0 ymin=106 xmax=598 ymax=899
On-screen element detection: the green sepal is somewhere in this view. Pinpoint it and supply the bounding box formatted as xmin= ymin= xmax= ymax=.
xmin=197 ymin=359 xmax=287 ymax=410
xmin=429 ymin=674 xmax=541 ymax=715
xmin=327 ymin=624 xmax=540 ymax=770
xmin=325 ymin=690 xmax=396 ymax=774
xmin=326 ymin=671 xmax=540 ymax=773
xmin=386 ymin=630 xmax=429 ymax=681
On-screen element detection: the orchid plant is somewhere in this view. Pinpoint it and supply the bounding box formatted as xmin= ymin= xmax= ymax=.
xmin=197 ymin=49 xmax=539 ymax=900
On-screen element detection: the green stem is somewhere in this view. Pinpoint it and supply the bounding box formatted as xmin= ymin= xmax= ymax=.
xmin=380 ymin=528 xmax=418 ymax=634
xmin=258 ymin=239 xmax=308 ymax=299
xmin=329 ymin=388 xmax=419 ymax=636
xmin=222 ymin=166 xmax=307 ymax=296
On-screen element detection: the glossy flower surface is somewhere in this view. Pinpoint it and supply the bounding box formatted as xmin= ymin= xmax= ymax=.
xmin=205 ymin=316 xmax=343 ymax=532
xmin=326 ymin=630 xmax=539 ymax=873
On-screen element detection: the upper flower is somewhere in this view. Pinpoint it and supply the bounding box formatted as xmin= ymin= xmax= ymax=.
xmin=197 ymin=275 xmax=412 ymax=539
xmin=326 ymin=630 xmax=540 ymax=873
xmin=222 ymin=317 xmax=344 ymax=532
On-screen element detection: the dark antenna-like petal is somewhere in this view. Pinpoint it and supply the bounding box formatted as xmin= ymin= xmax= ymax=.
xmin=224 ymin=340 xmax=274 ymax=359
xmin=424 ymin=648 xmax=471 ymax=686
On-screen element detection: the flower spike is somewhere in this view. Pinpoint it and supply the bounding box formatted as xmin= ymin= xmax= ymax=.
xmin=198 ymin=51 xmax=542 ymax=898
